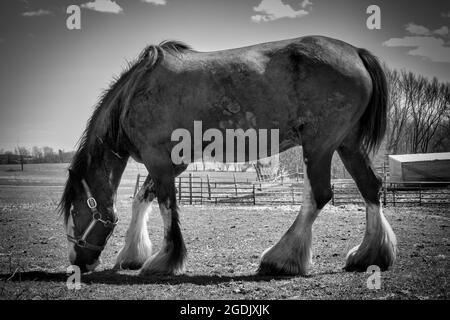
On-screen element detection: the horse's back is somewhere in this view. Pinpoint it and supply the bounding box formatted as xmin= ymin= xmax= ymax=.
xmin=127 ymin=35 xmax=373 ymax=154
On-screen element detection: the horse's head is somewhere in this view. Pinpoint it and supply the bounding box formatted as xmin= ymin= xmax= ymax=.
xmin=62 ymin=169 xmax=118 ymax=273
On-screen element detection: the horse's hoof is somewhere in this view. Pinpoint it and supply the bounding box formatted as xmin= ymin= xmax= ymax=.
xmin=344 ymin=242 xmax=396 ymax=272
xmin=139 ymin=251 xmax=186 ymax=277
xmin=113 ymin=261 xmax=144 ymax=271
xmin=257 ymin=259 xmax=307 ymax=276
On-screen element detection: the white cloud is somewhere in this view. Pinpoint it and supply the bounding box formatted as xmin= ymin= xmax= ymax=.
xmin=81 ymin=0 xmax=123 ymax=14
xmin=301 ymin=0 xmax=312 ymax=8
xmin=22 ymin=9 xmax=52 ymax=17
xmin=383 ymin=36 xmax=450 ymax=63
xmin=405 ymin=23 xmax=449 ymax=37
xmin=141 ymin=0 xmax=167 ymax=5
xmin=433 ymin=26 xmax=449 ymax=36
xmin=405 ymin=23 xmax=430 ymax=36
xmin=251 ymin=0 xmax=310 ymax=23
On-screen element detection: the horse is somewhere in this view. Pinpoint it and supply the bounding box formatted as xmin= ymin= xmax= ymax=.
xmin=59 ymin=35 xmax=397 ymax=275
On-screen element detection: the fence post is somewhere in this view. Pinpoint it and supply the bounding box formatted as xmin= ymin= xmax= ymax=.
xmin=234 ymin=174 xmax=238 ymax=196
xmin=291 ymin=186 xmax=294 ymax=204
xmin=419 ymin=184 xmax=422 ymax=206
xmin=178 ymin=176 xmax=182 ymax=202
xmin=200 ymin=177 xmax=203 ymax=204
xmin=393 ymin=189 xmax=396 ymax=207
xmin=383 ymin=182 xmax=387 ymax=206
xmin=331 ymin=183 xmax=335 ymax=205
xmin=134 ymin=173 xmax=140 ymax=197
xmin=253 ymin=184 xmax=256 ymax=205
xmin=207 ymin=174 xmax=211 ymax=200
xmin=189 ymin=173 xmax=193 ymax=205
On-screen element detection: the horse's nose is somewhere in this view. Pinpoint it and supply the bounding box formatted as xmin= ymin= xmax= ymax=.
xmin=86 ymin=259 xmax=101 ymax=271
xmin=68 ymin=245 xmax=100 ymax=273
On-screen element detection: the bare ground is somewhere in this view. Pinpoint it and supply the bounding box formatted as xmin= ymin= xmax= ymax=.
xmin=0 ymin=184 xmax=449 ymax=300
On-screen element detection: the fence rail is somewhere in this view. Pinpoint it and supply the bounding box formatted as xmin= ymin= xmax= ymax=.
xmin=134 ymin=173 xmax=450 ymax=207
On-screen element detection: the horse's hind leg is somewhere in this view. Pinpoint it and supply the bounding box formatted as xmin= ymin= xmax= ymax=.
xmin=114 ymin=176 xmax=154 ymax=270
xmin=258 ymin=151 xmax=333 ymax=276
xmin=338 ymin=137 xmax=397 ymax=271
xmin=139 ymin=161 xmax=187 ymax=276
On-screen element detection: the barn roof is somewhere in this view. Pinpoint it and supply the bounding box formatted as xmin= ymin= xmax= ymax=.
xmin=389 ymin=152 xmax=450 ymax=163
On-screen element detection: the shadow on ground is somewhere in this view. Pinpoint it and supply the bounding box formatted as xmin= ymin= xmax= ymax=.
xmin=0 ymin=269 xmax=342 ymax=286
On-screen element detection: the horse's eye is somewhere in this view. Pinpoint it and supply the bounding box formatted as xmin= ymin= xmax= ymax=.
xmin=70 ymin=208 xmax=78 ymax=216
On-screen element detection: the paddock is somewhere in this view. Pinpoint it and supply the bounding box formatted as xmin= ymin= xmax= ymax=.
xmin=0 ymin=163 xmax=448 ymax=299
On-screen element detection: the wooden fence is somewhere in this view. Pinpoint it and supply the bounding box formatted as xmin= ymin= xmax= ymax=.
xmin=134 ymin=173 xmax=450 ymax=207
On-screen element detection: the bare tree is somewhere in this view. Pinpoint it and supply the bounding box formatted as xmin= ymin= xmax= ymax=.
xmin=407 ymin=76 xmax=449 ymax=153
xmin=32 ymin=146 xmax=43 ymax=161
xmin=15 ymin=146 xmax=29 ymax=171
xmin=385 ymin=69 xmax=411 ymax=153
xmin=385 ymin=68 xmax=450 ymax=154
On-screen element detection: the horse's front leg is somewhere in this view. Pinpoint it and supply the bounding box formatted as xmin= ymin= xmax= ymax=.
xmin=139 ymin=165 xmax=187 ymax=276
xmin=258 ymin=153 xmax=333 ymax=276
xmin=114 ymin=176 xmax=154 ymax=270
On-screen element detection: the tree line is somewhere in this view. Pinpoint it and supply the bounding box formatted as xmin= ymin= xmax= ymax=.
xmin=385 ymin=68 xmax=450 ymax=154
xmin=0 ymin=146 xmax=75 ymax=166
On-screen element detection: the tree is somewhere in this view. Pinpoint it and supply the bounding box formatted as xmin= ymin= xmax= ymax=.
xmin=385 ymin=69 xmax=410 ymax=153
xmin=385 ymin=68 xmax=450 ymax=154
xmin=32 ymin=146 xmax=43 ymax=161
xmin=407 ymin=76 xmax=449 ymax=153
xmin=15 ymin=146 xmax=29 ymax=171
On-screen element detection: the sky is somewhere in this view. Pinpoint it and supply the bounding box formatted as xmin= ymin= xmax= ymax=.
xmin=0 ymin=0 xmax=449 ymax=152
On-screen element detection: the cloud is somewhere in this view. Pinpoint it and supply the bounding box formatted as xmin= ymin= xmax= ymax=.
xmin=81 ymin=0 xmax=123 ymax=14
xmin=405 ymin=23 xmax=449 ymax=37
xmin=301 ymin=0 xmax=313 ymax=8
xmin=141 ymin=0 xmax=167 ymax=5
xmin=405 ymin=23 xmax=430 ymax=36
xmin=433 ymin=26 xmax=449 ymax=36
xmin=441 ymin=11 xmax=450 ymax=18
xmin=0 ymin=38 xmax=4 ymax=44
xmin=383 ymin=36 xmax=450 ymax=63
xmin=22 ymin=9 xmax=52 ymax=17
xmin=251 ymin=0 xmax=310 ymax=23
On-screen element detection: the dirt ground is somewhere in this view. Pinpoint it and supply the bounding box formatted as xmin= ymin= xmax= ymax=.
xmin=0 ymin=179 xmax=448 ymax=300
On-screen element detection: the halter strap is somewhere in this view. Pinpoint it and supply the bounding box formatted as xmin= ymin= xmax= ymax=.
xmin=67 ymin=179 xmax=118 ymax=252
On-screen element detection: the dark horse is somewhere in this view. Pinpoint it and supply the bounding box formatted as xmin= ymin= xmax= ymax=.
xmin=60 ymin=36 xmax=396 ymax=275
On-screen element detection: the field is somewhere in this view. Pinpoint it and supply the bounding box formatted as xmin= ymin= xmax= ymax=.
xmin=0 ymin=163 xmax=449 ymax=300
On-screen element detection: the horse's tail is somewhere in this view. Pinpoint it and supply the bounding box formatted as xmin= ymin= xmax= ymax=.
xmin=357 ymin=48 xmax=388 ymax=153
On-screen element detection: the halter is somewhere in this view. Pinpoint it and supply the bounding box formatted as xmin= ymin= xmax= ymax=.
xmin=67 ymin=179 xmax=118 ymax=252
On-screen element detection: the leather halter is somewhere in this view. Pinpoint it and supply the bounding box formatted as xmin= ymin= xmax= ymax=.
xmin=67 ymin=179 xmax=118 ymax=251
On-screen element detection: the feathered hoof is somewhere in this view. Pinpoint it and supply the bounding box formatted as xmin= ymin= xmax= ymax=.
xmin=113 ymin=244 xmax=152 ymax=271
xmin=257 ymin=245 xmax=310 ymax=276
xmin=113 ymin=260 xmax=144 ymax=271
xmin=257 ymin=261 xmax=307 ymax=276
xmin=139 ymin=250 xmax=186 ymax=276
xmin=344 ymin=242 xmax=396 ymax=272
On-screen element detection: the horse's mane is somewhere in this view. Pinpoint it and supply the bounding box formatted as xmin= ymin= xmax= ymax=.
xmin=59 ymin=40 xmax=191 ymax=224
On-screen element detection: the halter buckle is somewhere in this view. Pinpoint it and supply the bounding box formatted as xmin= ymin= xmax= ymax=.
xmin=87 ymin=197 xmax=97 ymax=209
